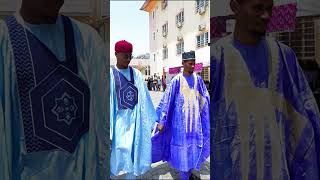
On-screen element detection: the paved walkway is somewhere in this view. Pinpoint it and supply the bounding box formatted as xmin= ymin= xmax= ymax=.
xmin=112 ymin=158 xmax=210 ymax=180
xmin=149 ymin=91 xmax=164 ymax=106
xmin=112 ymin=91 xmax=210 ymax=179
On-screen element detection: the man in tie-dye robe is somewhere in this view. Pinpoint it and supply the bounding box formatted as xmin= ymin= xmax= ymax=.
xmin=211 ymin=0 xmax=320 ymax=179
xmin=152 ymin=51 xmax=210 ymax=180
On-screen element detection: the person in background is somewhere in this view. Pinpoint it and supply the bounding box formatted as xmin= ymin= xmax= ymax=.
xmin=157 ymin=77 xmax=161 ymax=91
xmin=153 ymin=77 xmax=158 ymax=91
xmin=162 ymin=75 xmax=167 ymax=92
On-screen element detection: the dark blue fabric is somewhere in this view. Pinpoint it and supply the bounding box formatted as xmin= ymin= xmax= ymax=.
xmin=5 ymin=15 xmax=90 ymax=153
xmin=182 ymin=51 xmax=195 ymax=61
xmin=112 ymin=66 xmax=138 ymax=110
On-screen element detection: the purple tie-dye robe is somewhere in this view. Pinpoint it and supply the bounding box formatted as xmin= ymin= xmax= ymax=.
xmin=152 ymin=73 xmax=210 ymax=172
xmin=211 ymin=35 xmax=320 ymax=180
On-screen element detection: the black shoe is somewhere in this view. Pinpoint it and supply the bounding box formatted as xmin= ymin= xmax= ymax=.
xmin=189 ymin=173 xmax=201 ymax=180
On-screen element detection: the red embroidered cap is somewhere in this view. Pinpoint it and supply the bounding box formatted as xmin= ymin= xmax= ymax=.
xmin=115 ymin=40 xmax=133 ymax=53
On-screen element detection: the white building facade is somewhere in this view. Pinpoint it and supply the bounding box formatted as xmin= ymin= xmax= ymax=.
xmin=141 ymin=0 xmax=210 ymax=82
xmin=111 ymin=55 xmax=152 ymax=80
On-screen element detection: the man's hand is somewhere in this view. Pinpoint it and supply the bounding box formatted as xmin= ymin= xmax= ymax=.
xmin=157 ymin=123 xmax=164 ymax=133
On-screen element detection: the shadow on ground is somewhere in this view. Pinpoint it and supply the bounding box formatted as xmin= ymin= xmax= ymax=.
xmin=111 ymin=159 xmax=210 ymax=180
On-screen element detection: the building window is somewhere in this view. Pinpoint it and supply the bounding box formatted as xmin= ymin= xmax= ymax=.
xmin=275 ymin=17 xmax=315 ymax=62
xmin=196 ymin=32 xmax=209 ymax=48
xmin=163 ymin=46 xmax=168 ymax=59
xmin=196 ymin=0 xmax=208 ymax=14
xmin=162 ymin=22 xmax=168 ymax=37
xmin=176 ymin=10 xmax=184 ymax=28
xmin=154 ymin=54 xmax=156 ymax=62
xmin=273 ymin=17 xmax=320 ymax=97
xmin=199 ymin=67 xmax=210 ymax=81
xmin=161 ymin=0 xmax=168 ymax=10
xmin=152 ymin=11 xmax=155 ymax=19
xmin=153 ymin=32 xmax=155 ymax=40
xmin=176 ymin=41 xmax=184 ymax=55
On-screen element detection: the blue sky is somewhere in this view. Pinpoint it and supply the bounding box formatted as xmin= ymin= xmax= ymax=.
xmin=110 ymin=1 xmax=149 ymax=57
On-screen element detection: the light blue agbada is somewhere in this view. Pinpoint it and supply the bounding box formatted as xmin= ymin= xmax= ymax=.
xmin=110 ymin=66 xmax=157 ymax=177
xmin=211 ymin=35 xmax=320 ymax=180
xmin=0 ymin=13 xmax=109 ymax=180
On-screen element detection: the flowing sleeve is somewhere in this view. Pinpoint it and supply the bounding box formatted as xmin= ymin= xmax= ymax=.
xmin=211 ymin=42 xmax=236 ymax=179
xmin=155 ymin=77 xmax=178 ymax=126
xmin=196 ymin=76 xmax=211 ymax=167
xmin=280 ymin=43 xmax=320 ymax=178
xmin=135 ymin=70 xmax=157 ymax=128
xmin=0 ymin=101 xmax=9 ymax=180
xmin=109 ymin=69 xmax=115 ymax=141
xmin=198 ymin=76 xmax=210 ymax=141
xmin=0 ymin=20 xmax=11 ymax=180
xmin=76 ymin=22 xmax=109 ymax=179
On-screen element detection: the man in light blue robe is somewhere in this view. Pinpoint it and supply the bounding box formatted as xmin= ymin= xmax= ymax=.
xmin=152 ymin=51 xmax=210 ymax=180
xmin=110 ymin=40 xmax=157 ymax=179
xmin=211 ymin=0 xmax=320 ymax=179
xmin=0 ymin=0 xmax=109 ymax=179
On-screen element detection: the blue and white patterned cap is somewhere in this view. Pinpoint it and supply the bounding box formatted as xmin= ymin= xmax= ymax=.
xmin=182 ymin=51 xmax=196 ymax=61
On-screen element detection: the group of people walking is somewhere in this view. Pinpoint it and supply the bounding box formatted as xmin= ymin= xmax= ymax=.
xmin=146 ymin=75 xmax=166 ymax=92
